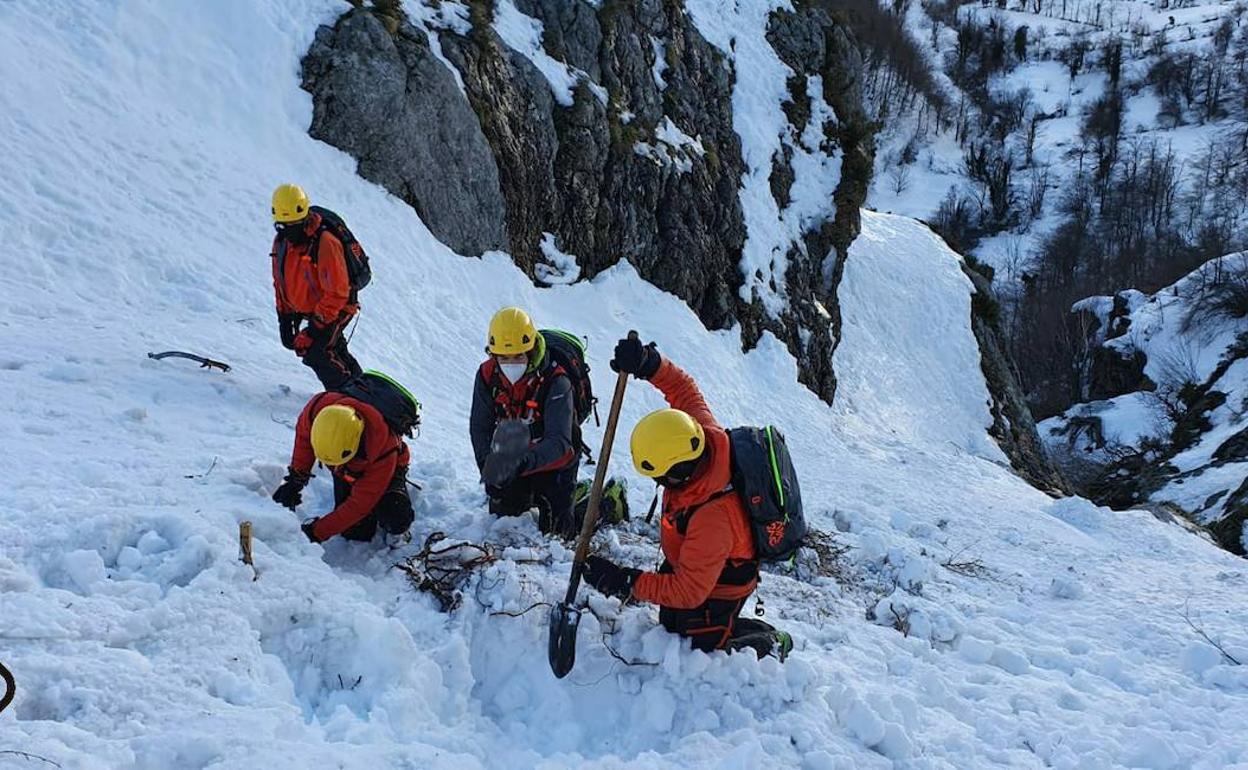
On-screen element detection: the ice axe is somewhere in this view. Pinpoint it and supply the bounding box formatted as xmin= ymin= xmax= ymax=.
xmin=548 ymin=330 xmax=636 ymax=679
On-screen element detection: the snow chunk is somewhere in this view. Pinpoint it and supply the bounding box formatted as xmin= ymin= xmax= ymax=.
xmin=61 ymin=549 xmax=107 ymax=593
xmin=1180 ymin=643 xmax=1223 ymax=675
xmin=1049 ymin=574 xmax=1085 ymax=600
xmin=534 ymin=232 xmax=580 ymax=285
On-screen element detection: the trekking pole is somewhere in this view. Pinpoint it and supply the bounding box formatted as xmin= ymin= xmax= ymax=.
xmin=547 ymin=331 xmax=636 ymax=679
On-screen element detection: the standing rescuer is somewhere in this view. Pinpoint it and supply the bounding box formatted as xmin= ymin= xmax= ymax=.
xmin=582 ymin=336 xmax=792 ymax=658
xmin=470 ymin=307 xmax=580 ymax=537
xmin=272 ymin=391 xmax=413 ymax=543
xmin=270 ymin=183 xmax=362 ymax=389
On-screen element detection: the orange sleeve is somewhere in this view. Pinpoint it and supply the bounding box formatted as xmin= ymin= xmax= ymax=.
xmin=632 ymin=501 xmax=733 ymax=608
xmin=290 ymin=398 xmax=320 ymax=475
xmin=312 ymin=233 xmax=350 ymax=324
xmin=648 ymin=358 xmax=720 ymax=431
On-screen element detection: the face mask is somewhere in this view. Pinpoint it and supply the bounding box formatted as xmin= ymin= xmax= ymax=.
xmin=500 ymin=362 xmax=528 ymax=384
xmin=276 ymin=221 xmax=310 ymax=244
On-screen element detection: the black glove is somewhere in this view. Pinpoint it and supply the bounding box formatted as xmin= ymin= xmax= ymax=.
xmin=300 ymin=518 xmax=322 ymax=543
xmin=278 ymin=314 xmax=301 ymax=350
xmin=610 ymin=336 xmax=661 ymax=379
xmin=272 ymin=469 xmax=310 ymax=510
xmin=583 ymin=555 xmax=641 ymax=600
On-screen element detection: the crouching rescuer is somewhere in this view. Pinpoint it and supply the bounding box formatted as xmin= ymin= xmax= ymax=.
xmin=470 ymin=307 xmax=585 ymax=538
xmin=272 ymin=372 xmax=421 ymax=543
xmin=582 ymin=336 xmax=801 ymax=659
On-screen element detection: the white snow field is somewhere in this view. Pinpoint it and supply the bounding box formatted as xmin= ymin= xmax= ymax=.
xmin=2 ymin=2 xmax=1248 ymax=769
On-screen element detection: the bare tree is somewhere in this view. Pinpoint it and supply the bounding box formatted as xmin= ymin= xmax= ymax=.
xmin=889 ymin=161 xmax=913 ymax=196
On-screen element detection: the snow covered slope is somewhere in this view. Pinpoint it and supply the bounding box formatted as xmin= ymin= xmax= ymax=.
xmin=1041 ymin=254 xmax=1248 ymax=548
xmin=870 ymin=0 xmax=1248 ymax=284
xmin=2 ymin=2 xmax=1247 ymax=768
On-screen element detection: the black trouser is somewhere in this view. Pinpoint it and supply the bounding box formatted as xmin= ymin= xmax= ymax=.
xmin=332 ymin=466 xmax=414 ymax=542
xmin=659 ymin=596 xmax=779 ymax=653
xmin=489 ymin=459 xmax=579 ymax=537
xmin=302 ymin=313 xmax=361 ymax=390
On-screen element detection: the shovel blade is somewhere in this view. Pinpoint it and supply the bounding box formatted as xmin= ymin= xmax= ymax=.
xmin=547 ymin=602 xmax=582 ymax=679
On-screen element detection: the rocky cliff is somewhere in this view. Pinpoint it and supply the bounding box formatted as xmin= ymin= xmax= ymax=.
xmin=302 ymin=0 xmax=872 ymax=402
xmin=302 ymin=0 xmax=1060 ymax=492
xmin=1041 ymin=262 xmax=1248 ymax=554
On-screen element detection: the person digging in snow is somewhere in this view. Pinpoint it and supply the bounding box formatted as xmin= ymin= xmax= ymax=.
xmin=272 ymin=391 xmax=413 ymax=543
xmin=582 ymin=336 xmax=793 ymax=659
xmin=270 ymin=183 xmax=364 ymax=389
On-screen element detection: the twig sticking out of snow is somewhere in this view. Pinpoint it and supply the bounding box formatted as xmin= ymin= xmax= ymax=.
xmin=183 ymin=456 xmax=219 ymax=480
xmin=890 ymin=604 xmax=911 ymax=637
xmin=941 ymin=557 xmax=991 ymax=578
xmin=940 ymin=541 xmax=992 ymax=579
xmin=395 ymin=532 xmax=500 ymax=612
xmin=587 ymin=605 xmax=659 ymax=670
xmin=396 ymin=531 xmax=547 ymax=612
xmin=1182 ymin=599 xmax=1242 ymax=665
xmin=0 ymin=751 xmax=61 ymax=768
xmin=489 ymin=601 xmax=551 ymax=618
xmin=797 ymin=529 xmax=852 ymax=581
xmin=599 ymin=631 xmax=658 ymax=669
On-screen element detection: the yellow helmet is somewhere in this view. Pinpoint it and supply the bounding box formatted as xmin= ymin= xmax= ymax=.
xmin=272 ymin=183 xmax=310 ymax=224
xmin=630 ymin=409 xmax=706 ymax=478
xmin=310 ymin=405 xmax=364 ymax=466
xmin=487 ymin=307 xmax=538 ymax=355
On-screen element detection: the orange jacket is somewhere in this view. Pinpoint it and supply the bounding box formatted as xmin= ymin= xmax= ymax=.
xmin=631 ymin=360 xmax=757 ymax=609
xmin=291 ymin=393 xmax=410 ymax=541
xmin=271 ymin=212 xmax=356 ymax=325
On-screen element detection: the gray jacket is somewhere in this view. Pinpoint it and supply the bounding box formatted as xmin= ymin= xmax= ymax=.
xmin=470 ymin=364 xmax=575 ymax=476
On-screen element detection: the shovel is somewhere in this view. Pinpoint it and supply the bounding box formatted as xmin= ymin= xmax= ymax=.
xmin=548 ymin=331 xmax=636 ymax=679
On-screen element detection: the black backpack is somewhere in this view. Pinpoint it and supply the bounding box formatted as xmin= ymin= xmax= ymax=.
xmin=309 ymin=205 xmax=372 ymax=299
xmin=540 ymin=329 xmax=597 ymax=426
xmin=338 ymin=370 xmax=421 ymax=438
xmin=727 ymin=426 xmax=807 ymax=562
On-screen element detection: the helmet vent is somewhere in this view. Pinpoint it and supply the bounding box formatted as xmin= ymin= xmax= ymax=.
xmin=641 ymin=460 xmax=654 ymax=471
xmin=522 ymin=335 xmax=531 ymax=344
xmin=690 ymin=437 xmax=700 ymax=451
xmin=341 ymin=449 xmax=351 ymax=459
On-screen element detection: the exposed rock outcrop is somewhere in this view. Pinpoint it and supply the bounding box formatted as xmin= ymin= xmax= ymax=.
xmin=963 ymin=266 xmax=1068 ymax=494
xmin=760 ymin=4 xmax=877 ymax=401
xmin=302 ymin=10 xmax=508 ymax=256
xmin=300 ymin=1 xmax=873 ymax=403
xmin=436 ymin=0 xmax=746 ymax=331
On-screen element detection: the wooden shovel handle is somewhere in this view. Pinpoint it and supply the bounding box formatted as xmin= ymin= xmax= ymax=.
xmin=562 ymin=331 xmax=637 ymax=604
